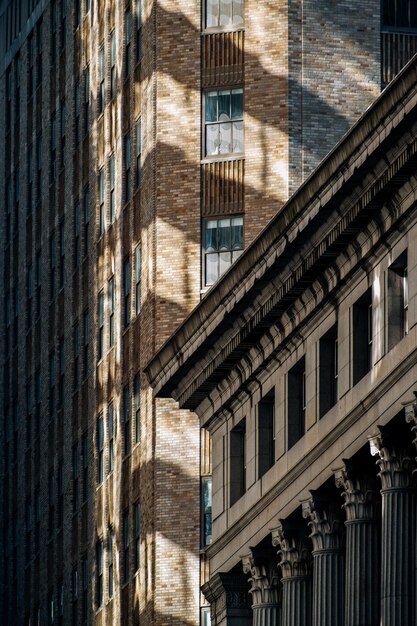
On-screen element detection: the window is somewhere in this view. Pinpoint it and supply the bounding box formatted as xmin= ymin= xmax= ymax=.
xmin=81 ymin=556 xmax=88 ymax=624
xmin=125 ymin=10 xmax=132 ymax=77
xmin=28 ymin=144 xmax=34 ymax=213
xmin=75 ymin=0 xmax=81 ymax=27
xmin=36 ymin=250 xmax=41 ymax=319
xmin=73 ymin=321 xmax=80 ymax=390
xmin=49 ymin=350 xmax=56 ymax=417
xmin=57 ymin=460 xmax=63 ymax=528
xmin=25 ymin=496 xmax=32 ymax=563
xmin=84 ymin=65 xmax=90 ymax=136
xmin=82 ymin=431 xmax=88 ymax=502
xmin=134 ymin=374 xmax=140 ymax=444
xmin=109 ymin=276 xmax=115 ymax=347
xmin=110 ymin=31 xmax=116 ymax=100
xmin=287 ymin=356 xmax=306 ymax=449
xmin=229 ymin=418 xmax=246 ymax=506
xmin=96 ymin=539 xmax=103 ymax=607
xmin=98 ymin=290 xmax=104 ymax=361
xmin=26 ymin=379 xmax=33 ymax=448
xmin=36 ymin=135 xmax=42 ymax=204
xmin=98 ymin=46 xmax=105 ymax=115
xmin=50 ymin=232 xmax=56 ymax=300
xmin=135 ymin=245 xmax=141 ymax=315
xmin=108 ymin=402 xmax=114 ymax=474
xmin=201 ymin=477 xmax=212 ymax=546
xmin=203 ymin=216 xmax=243 ymax=286
xmin=136 ymin=0 xmax=142 ymax=61
xmin=75 ymin=81 xmax=81 ymax=144
xmin=124 ymin=134 xmax=131 ymax=202
xmin=35 ymin=369 xmax=41 ymax=436
xmin=134 ymin=502 xmax=140 ymax=571
xmin=60 ymin=100 xmax=66 ymax=169
xmin=51 ymin=111 xmax=57 ymax=181
xmin=83 ymin=186 xmax=90 ymax=257
xmin=72 ymin=443 xmax=79 ymax=512
xmin=123 ymin=510 xmax=129 ymax=583
xmin=97 ymin=414 xmax=104 ymax=484
xmin=59 ymin=219 xmax=65 ymax=288
xmin=51 ymin=1 xmax=57 ymax=63
xmin=201 ymin=608 xmax=212 ymax=626
xmin=27 ymin=263 xmax=33 ymax=329
xmin=205 ymin=0 xmax=244 ymax=28
xmin=319 ymin=324 xmax=338 ymax=418
xmin=124 ymin=257 xmax=131 ymax=327
xmin=74 ymin=201 xmax=80 ymax=268
xmin=60 ymin=0 xmax=66 ymax=50
xmin=136 ymin=118 xmax=142 ymax=188
xmin=83 ymin=309 xmax=89 ymax=378
xmin=58 ymin=336 xmax=64 ymax=407
xmin=382 ymin=0 xmax=417 ymax=28
xmin=258 ymin=388 xmax=275 ymax=478
xmin=124 ymin=384 xmax=131 ymax=455
xmin=108 ymin=528 xmax=114 ymax=598
xmin=99 ymin=168 xmax=105 ymax=236
xmin=48 ymin=469 xmax=55 ymax=537
xmin=109 ymin=155 xmax=115 ymax=224
xmin=204 ymin=88 xmax=243 ymax=156
xmin=34 ymin=487 xmax=40 ymax=553
xmin=352 ymin=288 xmax=372 ymax=385
xmin=387 ymin=251 xmax=408 ymax=350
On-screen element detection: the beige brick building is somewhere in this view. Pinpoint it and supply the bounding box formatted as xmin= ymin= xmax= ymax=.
xmin=0 ymin=1 xmax=415 ymax=625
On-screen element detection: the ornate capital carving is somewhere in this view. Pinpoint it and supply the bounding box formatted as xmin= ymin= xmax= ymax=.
xmin=271 ymin=520 xmax=312 ymax=579
xmin=404 ymin=391 xmax=417 ymax=452
xmin=241 ymin=547 xmax=280 ymax=607
xmin=302 ymin=491 xmax=344 ymax=552
xmin=334 ymin=461 xmax=378 ymax=522
xmin=369 ymin=427 xmax=414 ymax=491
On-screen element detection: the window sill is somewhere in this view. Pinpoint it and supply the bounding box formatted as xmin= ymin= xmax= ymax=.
xmin=201 ymin=154 xmax=244 ymax=164
xmin=202 ymin=25 xmax=245 ymax=35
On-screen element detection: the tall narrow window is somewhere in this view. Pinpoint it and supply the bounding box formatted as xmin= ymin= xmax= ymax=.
xmin=201 ymin=477 xmax=212 ymax=546
xmin=96 ymin=539 xmax=103 ymax=607
xmin=258 ymin=388 xmax=275 ymax=478
xmin=98 ymin=168 xmax=105 ymax=236
xmin=75 ymin=80 xmax=81 ymax=143
xmin=287 ymin=357 xmax=306 ymax=449
xmin=108 ymin=528 xmax=114 ymax=598
xmin=73 ymin=321 xmax=80 ymax=390
xmin=58 ymin=336 xmax=64 ymax=407
xmin=319 ymin=324 xmax=338 ymax=418
xmin=83 ymin=309 xmax=89 ymax=379
xmin=35 ymin=369 xmax=41 ymax=437
xmin=27 ymin=263 xmax=33 ymax=330
xmin=134 ymin=374 xmax=140 ymax=444
xmin=50 ymin=232 xmax=56 ymax=300
xmin=108 ymin=402 xmax=114 ymax=474
xmin=84 ymin=65 xmax=90 ymax=136
xmin=203 ymin=216 xmax=243 ymax=286
xmin=57 ymin=460 xmax=63 ymax=528
xmin=74 ymin=201 xmax=80 ymax=268
xmin=83 ymin=186 xmax=90 ymax=257
xmin=36 ymin=250 xmax=41 ymax=319
xmin=124 ymin=384 xmax=131 ymax=456
xmin=109 ymin=154 xmax=115 ymax=223
xmin=134 ymin=502 xmax=140 ymax=571
xmin=109 ymin=276 xmax=115 ymax=348
xmin=110 ymin=31 xmax=116 ymax=100
xmin=98 ymin=46 xmax=105 ymax=115
xmin=48 ymin=469 xmax=55 ymax=537
xmin=387 ymin=251 xmax=408 ymax=350
xmin=205 ymin=88 xmax=243 ymax=156
xmin=51 ymin=111 xmax=57 ymax=181
xmin=34 ymin=487 xmax=40 ymax=553
xmin=125 ymin=9 xmax=132 ymax=77
xmin=49 ymin=350 xmax=56 ymax=417
xmin=383 ymin=0 xmax=417 ymax=28
xmin=98 ymin=290 xmax=104 ymax=361
xmin=135 ymin=245 xmax=141 ymax=315
xmin=352 ymin=288 xmax=372 ymax=385
xmin=136 ymin=0 xmax=142 ymax=61
xmin=81 ymin=557 xmax=88 ymax=624
xmin=205 ymin=0 xmax=244 ymax=28
xmin=136 ymin=118 xmax=142 ymax=188
xmin=124 ymin=257 xmax=131 ymax=327
xmin=60 ymin=100 xmax=66 ymax=169
xmin=72 ymin=442 xmax=79 ymax=512
xmin=59 ymin=219 xmax=65 ymax=288
xmin=97 ymin=414 xmax=104 ymax=484
xmin=124 ymin=134 xmax=131 ymax=202
xmin=123 ymin=510 xmax=129 ymax=583
xmin=82 ymin=431 xmax=88 ymax=502
xmin=229 ymin=418 xmax=246 ymax=506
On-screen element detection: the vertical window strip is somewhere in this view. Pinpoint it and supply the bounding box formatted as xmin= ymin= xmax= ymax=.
xmin=97 ymin=414 xmax=104 ymax=484
xmin=135 ymin=245 xmax=141 ymax=315
xmin=98 ymin=290 xmax=104 ymax=361
xmin=134 ymin=502 xmax=140 ymax=571
xmin=124 ymin=257 xmax=131 ymax=327
xmin=123 ymin=510 xmax=129 ymax=582
xmin=109 ymin=276 xmax=115 ymax=347
xmin=136 ymin=118 xmax=141 ymax=188
xmin=108 ymin=528 xmax=114 ymax=597
xmin=109 ymin=154 xmax=115 ymax=223
xmin=99 ymin=169 xmax=105 ymax=236
xmin=108 ymin=402 xmax=114 ymax=474
xmin=134 ymin=374 xmax=140 ymax=444
xmin=124 ymin=384 xmax=131 ymax=455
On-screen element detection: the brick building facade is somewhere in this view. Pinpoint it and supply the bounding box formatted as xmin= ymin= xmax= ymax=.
xmin=0 ymin=1 xmax=415 ymax=625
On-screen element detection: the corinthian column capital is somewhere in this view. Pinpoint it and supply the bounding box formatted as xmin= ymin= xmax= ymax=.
xmin=334 ymin=460 xmax=378 ymax=521
xmin=369 ymin=426 xmax=414 ymax=490
xmin=302 ymin=491 xmax=343 ymax=552
xmin=241 ymin=547 xmax=280 ymax=606
xmin=404 ymin=391 xmax=417 ymax=452
xmin=271 ymin=520 xmax=311 ymax=578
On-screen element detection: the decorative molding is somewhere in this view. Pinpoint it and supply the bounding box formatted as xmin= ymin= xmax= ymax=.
xmin=302 ymin=491 xmax=344 ymax=552
xmin=271 ymin=520 xmax=312 ymax=579
xmin=241 ymin=547 xmax=280 ymax=607
xmin=334 ymin=461 xmax=378 ymax=522
xmin=369 ymin=426 xmax=414 ymax=491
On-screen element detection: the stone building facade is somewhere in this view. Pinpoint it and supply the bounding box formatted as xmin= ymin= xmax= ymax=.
xmin=0 ymin=0 xmax=416 ymax=625
xmin=147 ymin=55 xmax=417 ymax=626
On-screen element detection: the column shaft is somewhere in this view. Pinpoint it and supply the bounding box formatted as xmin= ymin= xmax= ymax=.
xmin=312 ymin=549 xmax=344 ymax=626
xmin=281 ymin=576 xmax=311 ymax=626
xmin=252 ymin=605 xmax=280 ymax=626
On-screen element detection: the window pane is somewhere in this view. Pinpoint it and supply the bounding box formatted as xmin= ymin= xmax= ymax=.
xmin=232 ymin=249 xmax=243 ymax=263
xmin=397 ymin=0 xmax=409 ymax=27
xmin=219 ymin=251 xmax=232 ymax=275
xmin=383 ymin=0 xmax=395 ymax=25
xmin=218 ymin=219 xmax=231 ymax=250
xmin=218 ymin=90 xmax=231 ymax=121
xmin=231 ymin=217 xmax=243 ymax=249
xmin=205 ymin=220 xmax=218 ymax=252
xmin=231 ymin=88 xmax=243 ymax=119
xmin=232 ymin=120 xmax=244 ymax=153
xmin=411 ymin=1 xmax=417 ymax=28
xmin=206 ymin=0 xmax=218 ymax=27
xmin=206 ymin=124 xmax=219 ymax=155
xmin=233 ymin=0 xmax=244 ymax=25
xmin=205 ymin=92 xmax=218 ymax=122
xmin=219 ymin=0 xmax=232 ymax=25
xmin=219 ymin=121 xmax=232 ymax=153
xmin=206 ymin=253 xmax=218 ymax=285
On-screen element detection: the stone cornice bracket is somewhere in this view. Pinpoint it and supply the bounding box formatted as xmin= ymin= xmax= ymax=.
xmin=201 ymin=572 xmax=252 ymax=611
xmin=271 ymin=520 xmax=312 ymax=579
xmin=403 ymin=390 xmax=417 ymax=452
xmin=334 ymin=460 xmax=378 ymax=522
xmin=368 ymin=426 xmax=414 ymax=491
xmin=241 ymin=547 xmax=280 ymax=607
xmin=301 ymin=491 xmax=344 ymax=552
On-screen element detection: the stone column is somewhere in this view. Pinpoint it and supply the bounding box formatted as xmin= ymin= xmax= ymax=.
xmin=202 ymin=572 xmax=252 ymax=626
xmin=405 ymin=394 xmax=417 ymax=626
xmin=242 ymin=547 xmax=280 ymax=626
xmin=302 ymin=491 xmax=344 ymax=626
xmin=369 ymin=427 xmax=416 ymax=626
xmin=272 ymin=520 xmax=312 ymax=626
xmin=335 ymin=461 xmax=380 ymax=626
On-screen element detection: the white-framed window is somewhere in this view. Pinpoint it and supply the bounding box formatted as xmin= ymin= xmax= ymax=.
xmin=204 ymin=88 xmax=243 ymax=156
xmin=203 ymin=216 xmax=243 ymax=286
xmin=205 ymin=0 xmax=244 ymax=29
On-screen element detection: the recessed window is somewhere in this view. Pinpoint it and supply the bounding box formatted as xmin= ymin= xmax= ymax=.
xmin=205 ymin=0 xmax=244 ymax=29
xmin=108 ymin=528 xmax=114 ymax=598
xmin=319 ymin=324 xmax=338 ymax=418
xmin=96 ymin=539 xmax=103 ymax=607
xmin=98 ymin=168 xmax=105 ymax=236
xmin=134 ymin=501 xmax=140 ymax=571
xmin=97 ymin=414 xmax=104 ymax=484
xmin=383 ymin=0 xmax=417 ymax=28
xmin=123 ymin=384 xmax=131 ymax=456
xmin=123 ymin=510 xmax=129 ymax=583
xmin=135 ymin=245 xmax=141 ymax=315
xmin=98 ymin=46 xmax=105 ymax=115
xmin=201 ymin=476 xmax=212 ymax=546
xmin=287 ymin=356 xmax=306 ymax=449
xmin=203 ymin=216 xmax=243 ymax=286
xmin=229 ymin=418 xmax=246 ymax=506
xmin=352 ymin=288 xmax=372 ymax=385
xmin=108 ymin=402 xmax=114 ymax=474
xmin=109 ymin=154 xmax=115 ymax=224
xmin=204 ymin=88 xmax=243 ymax=156
xmin=258 ymin=388 xmax=275 ymax=478
xmin=97 ymin=290 xmax=104 ymax=361
xmin=134 ymin=373 xmax=140 ymax=444
xmin=110 ymin=31 xmax=116 ymax=100
xmin=109 ymin=276 xmax=115 ymax=347
xmin=387 ymin=251 xmax=408 ymax=351
xmin=124 ymin=257 xmax=131 ymax=327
